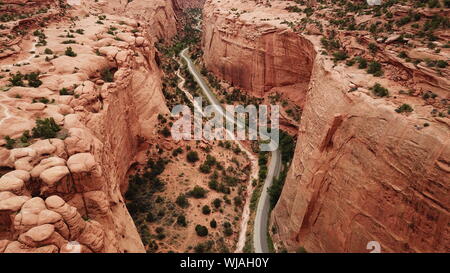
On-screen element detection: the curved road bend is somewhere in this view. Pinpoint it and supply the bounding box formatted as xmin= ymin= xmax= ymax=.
xmin=179 ymin=48 xmax=282 ymax=253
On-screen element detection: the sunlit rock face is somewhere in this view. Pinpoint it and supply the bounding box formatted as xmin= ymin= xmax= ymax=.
xmin=0 ymin=0 xmax=174 ymax=253
xmin=202 ymin=0 xmax=450 ymax=253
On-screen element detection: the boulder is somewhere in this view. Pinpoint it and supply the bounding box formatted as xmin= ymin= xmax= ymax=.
xmin=67 ymin=153 xmax=96 ymax=173
xmin=39 ymin=166 xmax=70 ymax=186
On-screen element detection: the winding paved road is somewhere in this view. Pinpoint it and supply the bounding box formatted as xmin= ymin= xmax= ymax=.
xmin=179 ymin=48 xmax=282 ymax=253
xmin=253 ymin=149 xmax=281 ymax=253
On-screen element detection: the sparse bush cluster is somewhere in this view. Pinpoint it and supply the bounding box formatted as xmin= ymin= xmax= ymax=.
xmin=125 ymin=158 xmax=168 ymax=249
xmin=8 ymin=72 xmax=42 ymax=87
xmin=371 ymin=83 xmax=389 ymax=97
xmin=32 ymin=118 xmax=61 ymax=139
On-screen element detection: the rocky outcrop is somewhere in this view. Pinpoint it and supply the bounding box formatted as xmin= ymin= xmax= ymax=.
xmin=202 ymin=0 xmax=315 ymax=103
xmin=271 ymin=55 xmax=449 ymax=252
xmin=87 ymin=0 xmax=178 ymax=40
xmin=202 ymin=0 xmax=450 ymax=253
xmin=0 ymin=0 xmax=173 ymax=252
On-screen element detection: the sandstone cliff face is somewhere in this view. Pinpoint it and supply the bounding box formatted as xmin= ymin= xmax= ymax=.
xmin=89 ymin=0 xmax=178 ymax=40
xmin=202 ymin=1 xmax=315 ymax=100
xmin=271 ymin=55 xmax=449 ymax=252
xmin=0 ymin=1 xmax=174 ymax=252
xmin=202 ymin=0 xmax=449 ymax=252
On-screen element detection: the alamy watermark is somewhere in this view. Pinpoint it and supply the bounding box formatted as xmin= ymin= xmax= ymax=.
xmin=170 ymin=97 xmax=279 ymax=152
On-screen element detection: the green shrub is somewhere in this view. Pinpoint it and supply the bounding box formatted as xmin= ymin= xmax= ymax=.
xmin=44 ymin=48 xmax=53 ymax=54
xmin=332 ymin=50 xmax=348 ymax=61
xmin=176 ymin=194 xmax=189 ymax=208
xmin=436 ymin=60 xmax=448 ymax=68
xmin=189 ymin=186 xmax=207 ymax=198
xmin=160 ymin=127 xmax=171 ymax=137
xmin=59 ymin=88 xmax=74 ymax=96
xmin=186 ymin=151 xmax=199 ymax=163
xmin=25 ymin=72 xmax=42 ymax=87
xmin=234 ymin=196 xmax=242 ymax=206
xmin=62 ymin=40 xmax=76 ymax=44
xmin=146 ymin=212 xmax=155 ymax=222
xmin=202 ymin=205 xmax=211 ymax=215
xmin=172 ymin=147 xmax=183 ymax=156
xmin=395 ymin=104 xmax=414 ymax=113
xmin=223 ymin=222 xmax=233 ymax=237
xmin=19 ymin=130 xmax=30 ymax=144
xmin=367 ymin=61 xmax=383 ymax=76
xmin=212 ymin=198 xmax=221 ymax=208
xmin=8 ymin=72 xmax=24 ymax=86
xmin=177 ymin=215 xmax=187 ymax=226
xmin=428 ymin=0 xmax=441 ymax=8
xmin=199 ymin=162 xmax=212 ymax=173
xmin=64 ymin=47 xmax=77 ymax=57
xmin=195 ymin=225 xmax=208 ymax=237
xmin=32 ymin=118 xmax=61 ymax=139
xmin=354 ymin=56 xmax=367 ymax=69
xmin=371 ymin=83 xmax=389 ymax=97
xmin=368 ymin=43 xmax=378 ymax=53
xmin=208 ymin=179 xmax=218 ymax=191
xmin=398 ymin=51 xmax=408 ymax=59
xmin=345 ymin=59 xmax=355 ymax=66
xmin=4 ymin=136 xmax=15 ymax=149
xmin=210 ymin=219 xmax=217 ymax=228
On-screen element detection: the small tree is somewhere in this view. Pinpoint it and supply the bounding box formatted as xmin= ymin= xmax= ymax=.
xmin=195 ymin=225 xmax=208 ymax=237
xmin=176 ymin=194 xmax=189 ymax=208
xmin=354 ymin=56 xmax=367 ymax=69
xmin=189 ymin=186 xmax=207 ymax=198
xmin=332 ymin=50 xmax=348 ymax=61
xmin=234 ymin=196 xmax=242 ymax=206
xmin=202 ymin=205 xmax=211 ymax=215
xmin=199 ymin=162 xmax=211 ymax=173
xmin=367 ymin=61 xmax=383 ymax=76
xmin=371 ymin=83 xmax=389 ymax=97
xmin=212 ymin=198 xmax=222 ymax=208
xmin=186 ymin=151 xmax=199 ymax=163
xmin=25 ymin=72 xmax=42 ymax=87
xmin=368 ymin=43 xmax=378 ymax=53
xmin=177 ymin=215 xmax=187 ymax=227
xmin=437 ymin=60 xmax=448 ymax=68
xmin=210 ymin=219 xmax=217 ymax=228
xmin=160 ymin=127 xmax=171 ymax=137
xmin=172 ymin=147 xmax=183 ymax=156
xmin=32 ymin=118 xmax=61 ymax=139
xmin=223 ymin=222 xmax=233 ymax=237
xmin=395 ymin=104 xmax=414 ymax=113
xmin=65 ymin=47 xmax=77 ymax=57
xmin=8 ymin=72 xmax=24 ymax=86
xmin=4 ymin=136 xmax=15 ymax=150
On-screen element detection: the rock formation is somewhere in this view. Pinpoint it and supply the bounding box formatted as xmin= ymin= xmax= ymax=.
xmin=202 ymin=0 xmax=449 ymax=252
xmin=0 ymin=0 xmax=177 ymax=252
xmin=202 ymin=0 xmax=316 ymax=104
